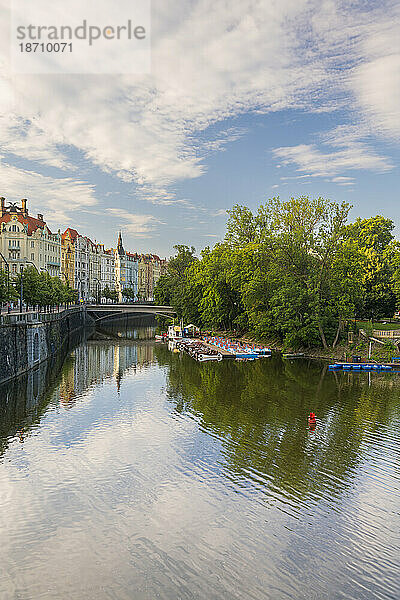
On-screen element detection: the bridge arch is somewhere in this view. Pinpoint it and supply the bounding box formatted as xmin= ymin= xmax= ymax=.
xmin=85 ymin=304 xmax=176 ymax=322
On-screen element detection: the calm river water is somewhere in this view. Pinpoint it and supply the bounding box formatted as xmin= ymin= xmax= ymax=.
xmin=0 ymin=321 xmax=400 ymax=599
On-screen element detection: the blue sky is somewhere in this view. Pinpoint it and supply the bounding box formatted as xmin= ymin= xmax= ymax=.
xmin=0 ymin=0 xmax=399 ymax=257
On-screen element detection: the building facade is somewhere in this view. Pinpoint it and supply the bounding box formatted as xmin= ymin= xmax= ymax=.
xmin=115 ymin=233 xmax=138 ymax=302
xmin=0 ymin=197 xmax=61 ymax=277
xmin=61 ymin=228 xmax=76 ymax=287
xmin=137 ymin=253 xmax=166 ymax=301
xmin=1 ymin=197 xmax=166 ymax=302
xmin=98 ymin=245 xmax=115 ymax=295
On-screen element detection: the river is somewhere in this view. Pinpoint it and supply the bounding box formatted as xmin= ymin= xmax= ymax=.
xmin=0 ymin=320 xmax=399 ymax=599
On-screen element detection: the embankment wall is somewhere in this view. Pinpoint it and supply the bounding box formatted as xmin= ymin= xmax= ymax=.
xmin=0 ymin=308 xmax=89 ymax=385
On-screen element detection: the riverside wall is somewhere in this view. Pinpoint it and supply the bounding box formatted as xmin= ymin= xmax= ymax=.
xmin=0 ymin=307 xmax=90 ymax=385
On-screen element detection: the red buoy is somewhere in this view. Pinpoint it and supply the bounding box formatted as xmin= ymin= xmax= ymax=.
xmin=308 ymin=412 xmax=317 ymax=426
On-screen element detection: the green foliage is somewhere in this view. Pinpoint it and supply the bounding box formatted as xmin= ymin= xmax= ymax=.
xmin=121 ymin=287 xmax=136 ymax=301
xmin=13 ymin=267 xmax=76 ymax=307
xmin=157 ymin=197 xmax=400 ymax=350
xmin=102 ymin=285 xmax=118 ymax=302
xmin=0 ymin=270 xmax=16 ymax=303
xmin=372 ymin=341 xmax=397 ymax=362
xmin=345 ymin=216 xmax=397 ymax=318
xmin=363 ymin=321 xmax=373 ymax=337
xmin=154 ymin=245 xmax=199 ymax=321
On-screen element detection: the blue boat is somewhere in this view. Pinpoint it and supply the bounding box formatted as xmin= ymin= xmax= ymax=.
xmin=329 ymin=362 xmax=395 ymax=373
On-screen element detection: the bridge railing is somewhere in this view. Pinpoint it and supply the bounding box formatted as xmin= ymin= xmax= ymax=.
xmin=85 ymin=304 xmax=175 ymax=310
xmin=372 ymin=329 xmax=400 ymax=339
xmin=0 ymin=307 xmax=83 ymax=326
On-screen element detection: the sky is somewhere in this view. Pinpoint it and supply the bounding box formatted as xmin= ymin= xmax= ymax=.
xmin=0 ymin=0 xmax=399 ymax=257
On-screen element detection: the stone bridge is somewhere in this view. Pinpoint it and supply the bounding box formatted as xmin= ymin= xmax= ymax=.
xmin=85 ymin=304 xmax=176 ymax=322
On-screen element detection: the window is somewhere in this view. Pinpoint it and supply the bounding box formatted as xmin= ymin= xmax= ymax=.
xmin=31 ymin=253 xmax=34 ymax=261
xmin=12 ymin=225 xmax=17 ymax=232
xmin=31 ymin=241 xmax=34 ymax=248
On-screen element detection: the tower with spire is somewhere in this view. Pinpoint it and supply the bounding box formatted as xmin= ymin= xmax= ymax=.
xmin=117 ymin=231 xmax=125 ymax=256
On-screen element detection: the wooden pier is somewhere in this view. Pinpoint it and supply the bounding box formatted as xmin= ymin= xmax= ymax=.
xmin=201 ymin=341 xmax=236 ymax=359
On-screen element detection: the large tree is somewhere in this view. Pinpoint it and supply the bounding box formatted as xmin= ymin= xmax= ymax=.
xmin=158 ymin=197 xmax=398 ymax=349
xmin=154 ymin=245 xmax=198 ymax=319
xmin=345 ymin=216 xmax=397 ymax=318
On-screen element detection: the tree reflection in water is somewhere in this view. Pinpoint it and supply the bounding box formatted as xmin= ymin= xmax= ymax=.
xmin=154 ymin=344 xmax=400 ymax=506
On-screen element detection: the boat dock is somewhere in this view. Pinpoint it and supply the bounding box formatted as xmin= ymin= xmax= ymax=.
xmin=201 ymin=341 xmax=236 ymax=359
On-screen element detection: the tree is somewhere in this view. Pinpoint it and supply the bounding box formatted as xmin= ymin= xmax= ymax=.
xmin=225 ymin=203 xmax=271 ymax=246
xmin=122 ymin=288 xmax=136 ymax=301
xmin=197 ymin=196 xmax=357 ymax=348
xmin=102 ymin=285 xmax=118 ymax=303
xmin=154 ymin=245 xmax=197 ymax=318
xmin=0 ymin=270 xmax=16 ymax=304
xmin=14 ymin=266 xmax=40 ymax=307
xmin=159 ymin=197 xmax=400 ymax=349
xmin=345 ymin=216 xmax=397 ymax=318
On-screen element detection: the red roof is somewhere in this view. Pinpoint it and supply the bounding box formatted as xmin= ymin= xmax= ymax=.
xmin=0 ymin=213 xmax=46 ymax=235
xmin=62 ymin=228 xmax=78 ymax=241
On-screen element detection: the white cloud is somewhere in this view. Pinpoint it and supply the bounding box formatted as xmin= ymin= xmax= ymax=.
xmin=0 ymin=0 xmax=398 ymax=214
xmin=330 ymin=176 xmax=355 ymax=186
xmin=273 ymin=123 xmax=393 ymax=177
xmin=349 ymin=11 xmax=400 ymax=140
xmin=0 ymin=115 xmax=73 ymax=170
xmin=0 ymin=0 xmax=338 ymax=207
xmin=0 ymin=156 xmax=97 ymax=228
xmin=106 ymin=208 xmax=164 ymax=238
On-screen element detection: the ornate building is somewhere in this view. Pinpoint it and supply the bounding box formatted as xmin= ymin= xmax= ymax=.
xmin=98 ymin=244 xmax=115 ymax=296
xmin=0 ymin=196 xmax=166 ymax=302
xmin=0 ymin=197 xmax=61 ymax=277
xmin=61 ymin=228 xmax=76 ymax=287
xmin=115 ymin=232 xmax=138 ymax=302
xmin=137 ymin=253 xmax=167 ymax=301
xmin=61 ymin=228 xmax=103 ymax=301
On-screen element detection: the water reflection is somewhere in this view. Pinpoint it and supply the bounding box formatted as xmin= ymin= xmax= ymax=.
xmin=0 ymin=319 xmax=156 ymax=457
xmin=0 ymin=330 xmax=86 ymax=456
xmin=155 ymin=345 xmax=400 ymax=508
xmin=0 ymin=326 xmax=399 ymax=599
